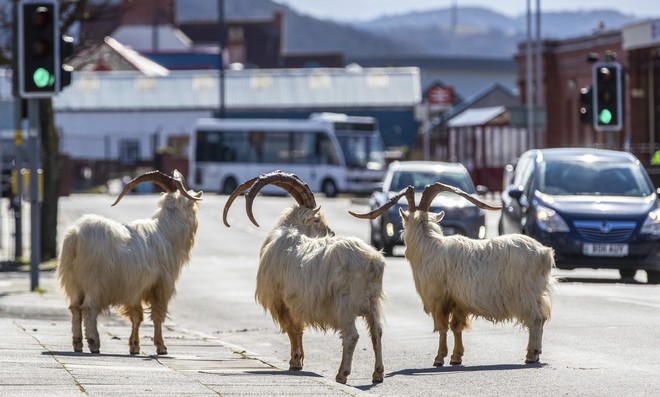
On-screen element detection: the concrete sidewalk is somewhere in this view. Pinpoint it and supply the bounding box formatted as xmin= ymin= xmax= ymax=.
xmin=0 ymin=270 xmax=366 ymax=396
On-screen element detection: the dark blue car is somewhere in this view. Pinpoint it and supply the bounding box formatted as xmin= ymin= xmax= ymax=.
xmin=499 ymin=148 xmax=660 ymax=282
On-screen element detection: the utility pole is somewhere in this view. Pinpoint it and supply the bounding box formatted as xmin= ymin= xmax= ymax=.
xmin=218 ymin=0 xmax=226 ymax=118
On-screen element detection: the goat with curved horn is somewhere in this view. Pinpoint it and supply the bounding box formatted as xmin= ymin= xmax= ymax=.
xmin=349 ymin=185 xmax=416 ymax=219
xmin=419 ymin=182 xmax=501 ymax=212
xmin=59 ymin=169 xmax=203 ymax=355
xmin=350 ymin=176 xmax=553 ymax=368
xmin=244 ymin=171 xmax=317 ymax=227
xmin=222 ymin=177 xmax=259 ymax=227
xmin=111 ymin=170 xmax=201 ymax=206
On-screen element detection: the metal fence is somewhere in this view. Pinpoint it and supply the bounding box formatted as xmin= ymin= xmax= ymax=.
xmin=0 ymin=198 xmax=27 ymax=264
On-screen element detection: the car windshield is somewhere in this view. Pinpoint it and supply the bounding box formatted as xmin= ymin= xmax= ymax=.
xmin=389 ymin=170 xmax=474 ymax=193
xmin=538 ymin=160 xmax=653 ymax=196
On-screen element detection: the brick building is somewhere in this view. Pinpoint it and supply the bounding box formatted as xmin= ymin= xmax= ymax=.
xmin=515 ymin=18 xmax=660 ymax=176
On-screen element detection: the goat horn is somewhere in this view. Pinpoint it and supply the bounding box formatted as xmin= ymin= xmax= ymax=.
xmin=222 ymin=177 xmax=259 ymax=227
xmin=349 ymin=185 xmax=416 ymax=219
xmin=418 ymin=182 xmax=501 ymax=211
xmin=246 ymin=171 xmax=317 ymax=227
xmin=111 ymin=171 xmax=177 ymax=206
xmin=171 ymin=169 xmax=203 ymax=202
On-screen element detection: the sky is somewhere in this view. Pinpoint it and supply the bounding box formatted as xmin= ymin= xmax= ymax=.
xmin=272 ymin=0 xmax=660 ymax=22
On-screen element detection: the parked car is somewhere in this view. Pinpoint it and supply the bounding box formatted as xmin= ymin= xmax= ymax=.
xmin=499 ymin=148 xmax=660 ymax=282
xmin=366 ymin=161 xmax=488 ymax=256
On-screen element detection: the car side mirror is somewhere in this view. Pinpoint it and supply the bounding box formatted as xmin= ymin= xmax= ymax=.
xmin=507 ymin=185 xmax=524 ymax=200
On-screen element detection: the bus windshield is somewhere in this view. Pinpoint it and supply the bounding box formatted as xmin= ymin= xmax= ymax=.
xmin=335 ymin=133 xmax=385 ymax=170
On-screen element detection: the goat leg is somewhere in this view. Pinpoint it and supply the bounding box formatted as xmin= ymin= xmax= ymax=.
xmin=69 ymin=303 xmax=83 ymax=353
xmin=336 ymin=323 xmax=359 ymax=384
xmin=449 ymin=311 xmax=467 ymax=365
xmin=432 ymin=307 xmax=450 ymax=366
xmin=82 ymin=304 xmax=100 ymax=354
xmin=366 ymin=309 xmax=384 ymax=383
xmin=127 ymin=306 xmax=143 ymax=355
xmin=525 ymin=319 xmax=544 ymax=363
xmin=151 ymin=303 xmax=168 ymax=355
xmin=286 ymin=326 xmax=304 ymax=371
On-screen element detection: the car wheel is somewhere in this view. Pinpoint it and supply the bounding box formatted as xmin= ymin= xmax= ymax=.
xmin=222 ymin=177 xmax=238 ymax=195
xmin=381 ymin=221 xmax=394 ymax=256
xmin=383 ymin=242 xmax=394 ymax=257
xmin=370 ymin=223 xmax=382 ymax=250
xmin=619 ymin=269 xmax=636 ymax=280
xmin=646 ymin=270 xmax=660 ymax=284
xmin=321 ymin=179 xmax=337 ymax=198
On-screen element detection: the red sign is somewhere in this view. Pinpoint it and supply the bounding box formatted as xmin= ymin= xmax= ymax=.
xmin=427 ymin=86 xmax=453 ymax=107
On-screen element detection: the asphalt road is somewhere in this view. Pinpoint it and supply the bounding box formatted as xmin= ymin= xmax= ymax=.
xmin=57 ymin=193 xmax=660 ymax=396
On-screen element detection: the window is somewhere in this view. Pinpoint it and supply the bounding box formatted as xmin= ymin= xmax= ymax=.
xmin=119 ymin=139 xmax=139 ymax=165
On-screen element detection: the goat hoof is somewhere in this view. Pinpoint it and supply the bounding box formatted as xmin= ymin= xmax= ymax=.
xmin=372 ymin=372 xmax=384 ymax=383
xmin=289 ymin=365 xmax=303 ymax=371
xmin=130 ymin=349 xmax=140 ymax=355
xmin=433 ymin=361 xmax=444 ymax=367
xmin=525 ymin=350 xmax=541 ymax=364
xmin=335 ymin=374 xmax=347 ymax=384
xmin=157 ymin=348 xmax=168 ymax=355
xmin=450 ymin=360 xmax=462 ymax=366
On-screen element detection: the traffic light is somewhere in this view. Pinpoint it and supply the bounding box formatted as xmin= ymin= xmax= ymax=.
xmin=592 ymin=62 xmax=623 ymax=131
xmin=17 ymin=0 xmax=60 ymax=98
xmin=60 ymin=35 xmax=74 ymax=90
xmin=578 ymin=85 xmax=592 ymax=125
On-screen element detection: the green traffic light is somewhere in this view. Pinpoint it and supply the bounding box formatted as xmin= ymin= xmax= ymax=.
xmin=598 ymin=109 xmax=613 ymax=125
xmin=33 ymin=67 xmax=54 ymax=88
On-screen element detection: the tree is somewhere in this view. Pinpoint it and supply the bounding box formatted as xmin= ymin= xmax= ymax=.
xmin=1 ymin=0 xmax=105 ymax=261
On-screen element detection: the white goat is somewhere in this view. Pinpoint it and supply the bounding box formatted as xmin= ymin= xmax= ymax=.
xmin=351 ymin=183 xmax=554 ymax=365
xmin=223 ymin=171 xmax=385 ymax=384
xmin=58 ymin=170 xmax=202 ymax=355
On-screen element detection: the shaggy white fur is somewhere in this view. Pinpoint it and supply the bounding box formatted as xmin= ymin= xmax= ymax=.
xmin=400 ymin=209 xmax=554 ymax=366
xmin=58 ymin=190 xmax=200 ymax=355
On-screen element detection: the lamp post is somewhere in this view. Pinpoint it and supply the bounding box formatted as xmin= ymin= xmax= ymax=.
xmin=218 ymin=0 xmax=226 ymax=118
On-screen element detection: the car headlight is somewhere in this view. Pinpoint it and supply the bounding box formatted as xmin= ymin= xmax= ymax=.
xmin=641 ymin=208 xmax=660 ymax=236
xmin=535 ymin=205 xmax=569 ymax=232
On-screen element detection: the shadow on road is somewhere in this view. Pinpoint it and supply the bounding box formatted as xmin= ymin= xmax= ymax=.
xmin=555 ymin=276 xmax=646 ymax=285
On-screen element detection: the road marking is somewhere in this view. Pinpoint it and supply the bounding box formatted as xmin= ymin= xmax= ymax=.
xmin=608 ymin=297 xmax=660 ymax=309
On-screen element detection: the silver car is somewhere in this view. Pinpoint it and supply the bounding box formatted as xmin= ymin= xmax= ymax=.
xmin=366 ymin=161 xmax=488 ymax=256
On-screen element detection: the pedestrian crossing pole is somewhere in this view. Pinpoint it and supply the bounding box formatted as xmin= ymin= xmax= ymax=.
xmin=27 ymin=99 xmax=41 ymax=291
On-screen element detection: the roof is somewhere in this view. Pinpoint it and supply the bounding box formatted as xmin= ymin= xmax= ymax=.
xmin=53 ymin=67 xmax=421 ymax=112
xmin=389 ymin=161 xmax=468 ymax=173
xmin=69 ymin=37 xmax=170 ymax=77
xmin=447 ymin=106 xmax=507 ymax=127
xmin=533 ymin=148 xmax=640 ymax=163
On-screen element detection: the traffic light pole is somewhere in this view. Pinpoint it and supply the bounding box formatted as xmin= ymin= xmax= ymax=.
xmin=27 ymin=99 xmax=41 ymax=291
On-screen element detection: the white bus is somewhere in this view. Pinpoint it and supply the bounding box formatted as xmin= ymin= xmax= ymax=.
xmin=189 ymin=115 xmax=386 ymax=196
xmin=308 ymin=112 xmax=386 ymax=193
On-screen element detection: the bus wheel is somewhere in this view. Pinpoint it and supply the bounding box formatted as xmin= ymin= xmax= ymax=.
xmin=222 ymin=177 xmax=238 ymax=195
xmin=321 ymin=179 xmax=337 ymax=198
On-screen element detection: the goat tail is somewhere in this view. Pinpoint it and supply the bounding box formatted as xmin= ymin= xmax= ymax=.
xmin=58 ymin=229 xmax=79 ymax=300
xmin=540 ymin=247 xmax=556 ymax=322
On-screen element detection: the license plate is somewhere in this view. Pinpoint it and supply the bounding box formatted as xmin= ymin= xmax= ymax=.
xmin=583 ymin=243 xmax=629 ymax=257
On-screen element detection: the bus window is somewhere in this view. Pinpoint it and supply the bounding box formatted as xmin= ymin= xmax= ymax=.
xmin=262 ymin=132 xmax=289 ymax=163
xmin=317 ymin=134 xmax=340 ymax=165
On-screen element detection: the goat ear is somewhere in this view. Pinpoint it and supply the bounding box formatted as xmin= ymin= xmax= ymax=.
xmin=398 ymin=207 xmax=409 ymax=221
xmin=431 ymin=210 xmax=445 ymax=223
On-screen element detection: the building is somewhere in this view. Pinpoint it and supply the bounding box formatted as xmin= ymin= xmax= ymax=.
xmin=514 ymin=18 xmax=660 ymax=185
xmin=52 ymin=67 xmax=421 ymax=190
